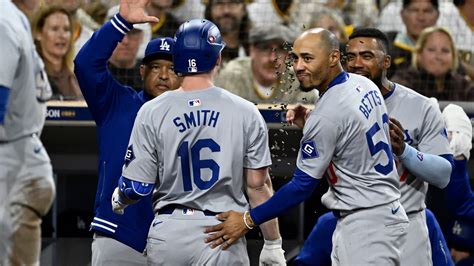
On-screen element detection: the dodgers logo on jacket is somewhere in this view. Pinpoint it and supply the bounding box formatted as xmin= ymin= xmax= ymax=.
xmin=301 ymin=140 xmax=319 ymax=159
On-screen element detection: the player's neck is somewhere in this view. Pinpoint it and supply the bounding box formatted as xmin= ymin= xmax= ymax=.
xmin=181 ymin=74 xmax=214 ymax=91
xmin=319 ymin=65 xmax=344 ymax=95
xmin=379 ymin=78 xmax=392 ymax=96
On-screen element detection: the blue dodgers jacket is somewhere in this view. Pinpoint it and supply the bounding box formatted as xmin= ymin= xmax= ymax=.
xmin=74 ymin=14 xmax=154 ymax=252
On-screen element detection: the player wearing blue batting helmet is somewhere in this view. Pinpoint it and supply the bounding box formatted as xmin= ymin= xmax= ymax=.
xmin=173 ymin=19 xmax=225 ymax=76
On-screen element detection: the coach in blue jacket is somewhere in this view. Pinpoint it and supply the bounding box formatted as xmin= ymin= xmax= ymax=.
xmin=74 ymin=10 xmax=181 ymax=265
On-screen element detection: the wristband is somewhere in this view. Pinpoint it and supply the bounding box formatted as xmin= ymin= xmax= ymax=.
xmin=243 ymin=211 xmax=255 ymax=229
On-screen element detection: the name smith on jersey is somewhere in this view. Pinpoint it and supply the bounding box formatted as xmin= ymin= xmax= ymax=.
xmin=173 ymin=110 xmax=220 ymax=133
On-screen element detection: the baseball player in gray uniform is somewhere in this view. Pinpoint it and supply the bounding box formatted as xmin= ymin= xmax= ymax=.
xmin=0 ymin=1 xmax=55 ymax=265
xmin=345 ymin=28 xmax=453 ymax=266
xmin=205 ymin=28 xmax=409 ymax=265
xmin=110 ymin=5 xmax=285 ymax=265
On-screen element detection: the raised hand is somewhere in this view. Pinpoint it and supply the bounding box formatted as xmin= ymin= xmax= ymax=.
xmin=119 ymin=0 xmax=159 ymax=24
xmin=389 ymin=117 xmax=406 ymax=156
xmin=286 ymin=104 xmax=310 ymax=129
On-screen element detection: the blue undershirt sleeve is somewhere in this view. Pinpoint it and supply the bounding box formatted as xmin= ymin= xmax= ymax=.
xmin=250 ymin=167 xmax=320 ymax=225
xmin=444 ymin=159 xmax=474 ymax=218
xmin=399 ymin=144 xmax=453 ymax=188
xmin=0 ymin=86 xmax=10 ymax=125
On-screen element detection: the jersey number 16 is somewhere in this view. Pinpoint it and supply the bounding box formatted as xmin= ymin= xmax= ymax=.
xmin=177 ymin=139 xmax=221 ymax=191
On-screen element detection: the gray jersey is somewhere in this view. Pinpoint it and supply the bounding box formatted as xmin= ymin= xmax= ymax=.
xmin=386 ymin=83 xmax=451 ymax=213
xmin=0 ymin=2 xmax=50 ymax=141
xmin=122 ymin=86 xmax=272 ymax=213
xmin=297 ymin=73 xmax=400 ymax=211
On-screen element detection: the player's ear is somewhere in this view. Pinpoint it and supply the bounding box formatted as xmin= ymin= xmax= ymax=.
xmin=140 ymin=65 xmax=145 ymax=81
xmin=329 ymin=49 xmax=340 ymax=67
xmin=383 ymin=54 xmax=391 ymax=69
xmin=215 ymin=54 xmax=222 ymax=68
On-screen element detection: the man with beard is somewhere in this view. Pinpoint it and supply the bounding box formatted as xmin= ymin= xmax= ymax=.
xmin=204 ymin=0 xmax=251 ymax=65
xmin=214 ymin=23 xmax=316 ymax=104
xmin=205 ymin=28 xmax=410 ymax=265
xmin=74 ymin=0 xmax=182 ymax=264
xmin=295 ymin=28 xmax=454 ymax=266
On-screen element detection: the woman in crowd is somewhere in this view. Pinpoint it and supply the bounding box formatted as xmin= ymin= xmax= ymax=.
xmin=392 ymin=26 xmax=474 ymax=101
xmin=33 ymin=5 xmax=82 ymax=100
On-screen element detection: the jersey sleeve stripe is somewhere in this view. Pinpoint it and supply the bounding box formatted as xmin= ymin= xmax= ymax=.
xmin=111 ymin=14 xmax=131 ymax=35
xmin=90 ymin=222 xmax=116 ymax=233
xmin=93 ymin=217 xmax=118 ymax=228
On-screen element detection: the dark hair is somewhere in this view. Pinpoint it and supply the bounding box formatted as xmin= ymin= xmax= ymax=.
xmin=403 ymin=0 xmax=439 ymax=9
xmin=349 ymin=27 xmax=390 ymax=54
xmin=204 ymin=0 xmax=251 ymax=54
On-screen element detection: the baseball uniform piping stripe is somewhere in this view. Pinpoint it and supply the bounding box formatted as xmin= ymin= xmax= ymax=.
xmin=110 ymin=19 xmax=126 ymax=35
xmin=93 ymin=217 xmax=118 ymax=228
xmin=113 ymin=14 xmax=130 ymax=33
xmin=90 ymin=223 xmax=116 ymax=233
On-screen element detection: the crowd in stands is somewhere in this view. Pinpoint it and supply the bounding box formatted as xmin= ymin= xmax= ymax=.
xmin=19 ymin=0 xmax=473 ymax=263
xmin=28 ymin=0 xmax=473 ymax=104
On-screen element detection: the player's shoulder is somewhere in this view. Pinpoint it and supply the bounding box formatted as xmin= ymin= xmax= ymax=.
xmin=0 ymin=2 xmax=17 ymax=19
xmin=216 ymin=86 xmax=259 ymax=112
xmin=329 ymin=73 xmax=379 ymax=99
xmin=393 ymin=82 xmax=433 ymax=107
xmin=0 ymin=3 xmax=23 ymax=33
xmin=347 ymin=73 xmax=379 ymax=90
xmin=137 ymin=91 xmax=173 ymax=116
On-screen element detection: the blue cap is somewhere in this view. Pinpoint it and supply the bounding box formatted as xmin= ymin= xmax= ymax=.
xmin=142 ymin=37 xmax=174 ymax=64
xmin=448 ymin=218 xmax=474 ymax=252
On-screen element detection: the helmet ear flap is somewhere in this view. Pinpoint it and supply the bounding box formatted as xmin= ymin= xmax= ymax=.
xmin=173 ymin=19 xmax=225 ymax=76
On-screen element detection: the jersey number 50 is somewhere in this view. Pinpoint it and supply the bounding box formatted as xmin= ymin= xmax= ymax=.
xmin=365 ymin=113 xmax=394 ymax=175
xmin=177 ymin=139 xmax=221 ymax=191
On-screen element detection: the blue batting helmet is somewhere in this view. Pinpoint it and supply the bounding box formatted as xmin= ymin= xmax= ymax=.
xmin=173 ymin=19 xmax=225 ymax=75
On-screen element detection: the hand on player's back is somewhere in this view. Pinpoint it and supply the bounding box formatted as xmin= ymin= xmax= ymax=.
xmin=389 ymin=117 xmax=406 ymax=156
xmin=119 ymin=0 xmax=159 ymax=24
xmin=204 ymin=211 xmax=249 ymax=250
